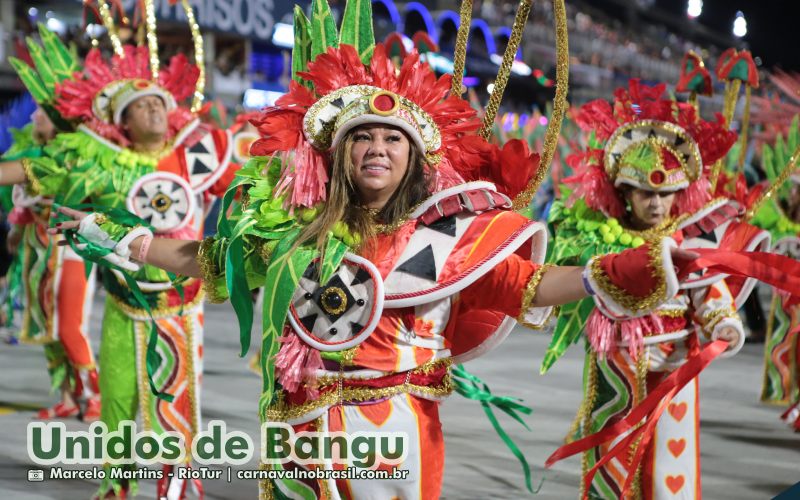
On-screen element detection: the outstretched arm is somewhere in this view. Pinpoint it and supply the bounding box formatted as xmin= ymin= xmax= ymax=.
xmin=531 ymin=266 xmax=586 ymax=306
xmin=0 ymin=160 xmax=28 ymax=186
xmin=129 ymin=236 xmax=202 ymax=277
xmin=52 ymin=206 xmax=202 ymax=277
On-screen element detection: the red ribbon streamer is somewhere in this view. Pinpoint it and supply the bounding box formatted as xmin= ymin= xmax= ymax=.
xmin=545 ymin=340 xmax=728 ymax=499
xmin=684 ymin=249 xmax=800 ymax=296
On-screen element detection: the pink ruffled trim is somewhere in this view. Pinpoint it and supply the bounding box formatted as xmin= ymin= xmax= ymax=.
xmin=275 ymin=328 xmax=323 ymax=397
xmin=586 ymin=309 xmax=663 ymax=359
xmin=587 ymin=309 xmax=616 ymax=356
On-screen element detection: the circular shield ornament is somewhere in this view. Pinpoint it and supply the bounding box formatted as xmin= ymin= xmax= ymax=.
xmin=126 ymin=172 xmax=196 ymax=233
xmin=288 ymin=253 xmax=384 ymax=352
xmin=232 ymin=131 xmax=259 ymax=164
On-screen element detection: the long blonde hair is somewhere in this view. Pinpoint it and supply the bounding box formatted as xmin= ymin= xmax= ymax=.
xmin=296 ymin=127 xmax=432 ymax=255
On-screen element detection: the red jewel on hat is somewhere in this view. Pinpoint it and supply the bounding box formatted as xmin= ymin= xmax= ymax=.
xmin=133 ymin=79 xmax=151 ymax=89
xmin=648 ymin=169 xmax=666 ymax=186
xmin=369 ymin=91 xmax=400 ymax=116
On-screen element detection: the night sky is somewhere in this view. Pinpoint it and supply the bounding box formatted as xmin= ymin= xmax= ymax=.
xmin=662 ymin=0 xmax=799 ymax=69
xmin=587 ymin=0 xmax=800 ymax=70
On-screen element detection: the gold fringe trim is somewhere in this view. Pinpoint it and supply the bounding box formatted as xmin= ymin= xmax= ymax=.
xmin=579 ymin=351 xmax=599 ymax=499
xmin=197 ymin=236 xmax=228 ymax=304
xmin=258 ymin=461 xmax=273 ymax=500
xmin=590 ymin=242 xmax=667 ymax=315
xmin=135 ymin=320 xmax=153 ymax=432
xmin=21 ymin=158 xmax=43 ymax=195
xmin=184 ymin=314 xmax=200 ymax=440
xmin=517 ymin=263 xmax=555 ymax=329
xmin=699 ymin=306 xmax=738 ymax=338
xmin=265 ymin=360 xmax=453 ymax=422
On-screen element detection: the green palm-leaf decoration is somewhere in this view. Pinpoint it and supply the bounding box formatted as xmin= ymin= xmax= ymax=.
xmin=8 ymin=58 xmax=50 ymax=104
xmin=319 ymin=235 xmax=349 ymax=285
xmin=26 ymin=39 xmax=58 ymax=97
xmin=259 ymin=230 xmax=315 ymax=412
xmin=38 ymin=24 xmax=78 ymax=81
xmin=9 ymin=24 xmax=78 ymax=131
xmin=292 ymin=6 xmax=312 ymax=86
xmin=339 ymin=0 xmax=375 ymax=63
xmin=540 ymin=298 xmax=594 ymax=373
xmin=310 ymin=0 xmax=338 ymax=59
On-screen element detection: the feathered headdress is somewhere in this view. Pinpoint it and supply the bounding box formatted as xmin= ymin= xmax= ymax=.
xmin=564 ymin=80 xmax=737 ymax=218
xmin=10 ymin=1 xmax=205 ymax=147
xmin=247 ymin=0 xmax=568 ymax=211
xmin=55 ymin=45 xmax=199 ymax=146
xmin=249 ymin=43 xmax=496 ymax=208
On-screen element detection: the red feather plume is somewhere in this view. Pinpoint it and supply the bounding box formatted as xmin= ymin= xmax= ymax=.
xmin=54 ymin=45 xmax=200 ymax=147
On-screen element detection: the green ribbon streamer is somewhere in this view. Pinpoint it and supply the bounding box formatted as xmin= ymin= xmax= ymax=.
xmin=452 ymin=364 xmax=543 ymax=494
xmin=226 ymin=235 xmax=253 ymax=357
xmin=53 ymin=203 xmax=174 ymax=403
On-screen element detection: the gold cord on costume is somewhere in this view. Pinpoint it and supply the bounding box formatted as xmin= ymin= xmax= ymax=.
xmin=710 ymin=79 xmax=742 ymax=193
xmin=450 ymin=0 xmax=473 ymax=96
xmin=97 ymin=0 xmax=124 ymax=58
xmin=143 ymin=0 xmax=160 ymax=78
xmin=181 ymin=0 xmax=206 ymax=112
xmin=737 ymin=85 xmax=752 ymax=173
xmin=512 ymin=0 xmax=569 ymax=210
xmin=478 ymin=0 xmax=532 ymax=139
xmin=746 ymin=144 xmax=800 ymax=220
xmin=579 ymin=351 xmax=599 ymax=499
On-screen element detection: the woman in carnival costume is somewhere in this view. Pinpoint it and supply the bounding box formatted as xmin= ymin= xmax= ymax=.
xmin=543 ymin=80 xmax=776 ymax=499
xmin=0 ymin=7 xmax=239 ymax=497
xmin=51 ymin=2 xmax=800 ymax=498
xmin=1 ymin=101 xmax=100 ymax=422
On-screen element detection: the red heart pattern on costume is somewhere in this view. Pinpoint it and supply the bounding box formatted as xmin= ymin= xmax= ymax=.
xmin=668 ymin=402 xmax=687 ymax=422
xmin=665 ymin=474 xmax=685 ymax=494
xmin=667 ymin=438 xmax=686 ymax=458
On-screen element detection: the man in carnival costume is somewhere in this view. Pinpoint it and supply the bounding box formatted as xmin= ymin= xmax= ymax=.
xmin=51 ymin=2 xmax=800 ymax=498
xmin=1 ymin=101 xmax=99 ymax=423
xmin=544 ymin=80 xmax=775 ymax=499
xmin=0 ymin=9 xmax=238 ymax=498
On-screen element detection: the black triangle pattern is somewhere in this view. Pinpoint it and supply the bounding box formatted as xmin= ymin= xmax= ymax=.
xmin=396 ymin=245 xmax=437 ymax=281
xmin=426 ymin=215 xmax=457 ymax=236
xmin=299 ymin=314 xmax=318 ymax=333
xmin=351 ymin=267 xmax=372 ymax=286
xmin=192 ymin=159 xmax=213 ymax=175
xmin=189 ymin=140 xmax=210 ymax=154
xmin=696 ymin=229 xmax=718 ymax=244
xmin=350 ymin=322 xmax=364 ymax=335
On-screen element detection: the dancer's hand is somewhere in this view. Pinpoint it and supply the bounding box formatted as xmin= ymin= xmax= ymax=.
xmin=669 ymin=247 xmax=699 ymax=280
xmin=47 ymin=206 xmax=89 ymax=236
xmin=715 ymin=326 xmax=742 ymax=352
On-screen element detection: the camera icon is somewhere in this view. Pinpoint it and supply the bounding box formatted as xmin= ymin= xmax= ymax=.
xmin=27 ymin=469 xmax=44 ymax=482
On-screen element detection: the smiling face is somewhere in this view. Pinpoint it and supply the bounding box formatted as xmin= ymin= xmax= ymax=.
xmin=121 ymin=94 xmax=168 ymax=146
xmin=349 ymin=125 xmax=411 ymax=208
xmin=625 ymin=188 xmax=676 ymax=229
